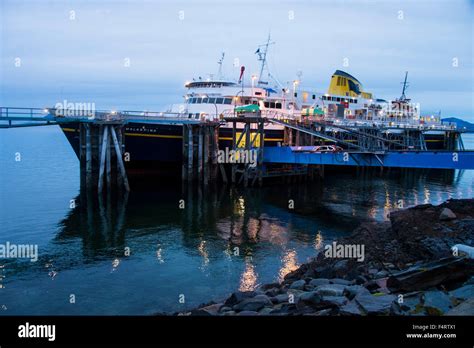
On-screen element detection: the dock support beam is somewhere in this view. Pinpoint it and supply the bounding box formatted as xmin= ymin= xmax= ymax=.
xmin=182 ymin=123 xmax=220 ymax=185
xmin=79 ymin=122 xmax=129 ymax=193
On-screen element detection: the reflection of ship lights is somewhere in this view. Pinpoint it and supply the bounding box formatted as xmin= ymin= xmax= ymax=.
xmin=424 ymin=187 xmax=431 ymax=204
xmin=234 ymin=197 xmax=245 ymax=216
xmin=239 ymin=257 xmax=258 ymax=291
xmin=156 ymin=244 xmax=164 ymax=263
xmin=198 ymin=240 xmax=209 ymax=268
xmin=314 ymin=231 xmax=323 ymax=250
xmin=278 ymin=249 xmax=298 ymax=283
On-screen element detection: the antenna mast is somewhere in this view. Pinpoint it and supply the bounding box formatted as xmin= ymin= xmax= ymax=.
xmin=217 ymin=52 xmax=225 ymax=80
xmin=256 ymin=34 xmax=274 ymax=86
xmin=400 ymin=71 xmax=409 ymax=101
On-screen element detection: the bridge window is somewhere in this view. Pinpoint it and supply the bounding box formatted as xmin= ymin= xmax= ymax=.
xmin=224 ymin=98 xmax=232 ymax=104
xmin=216 ymin=98 xmax=224 ymax=104
xmin=269 ymin=102 xmax=276 ymax=108
xmin=208 ymin=98 xmax=216 ymax=103
xmin=202 ymin=97 xmax=209 ymax=103
xmin=264 ymin=102 xmax=269 ymax=108
xmin=312 ymin=94 xmax=316 ymax=99
xmin=276 ymin=103 xmax=282 ymax=109
xmin=348 ymin=79 xmax=361 ymax=94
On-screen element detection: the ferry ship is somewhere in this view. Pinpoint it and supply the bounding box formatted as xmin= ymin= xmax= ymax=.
xmin=59 ymin=37 xmax=459 ymax=172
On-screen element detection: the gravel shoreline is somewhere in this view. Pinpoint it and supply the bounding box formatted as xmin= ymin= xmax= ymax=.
xmin=179 ymin=199 xmax=474 ymax=316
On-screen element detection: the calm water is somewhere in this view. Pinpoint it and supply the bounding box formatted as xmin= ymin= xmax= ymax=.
xmin=0 ymin=127 xmax=473 ymax=315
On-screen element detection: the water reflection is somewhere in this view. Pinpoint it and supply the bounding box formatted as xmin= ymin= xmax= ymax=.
xmin=53 ymin=168 xmax=473 ymax=270
xmin=239 ymin=257 xmax=258 ymax=292
xmin=314 ymin=231 xmax=323 ymax=250
xmin=278 ymin=249 xmax=299 ymax=283
xmin=2 ymin=167 xmax=472 ymax=315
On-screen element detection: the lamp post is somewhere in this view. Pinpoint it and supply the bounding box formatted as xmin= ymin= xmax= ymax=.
xmin=251 ymin=74 xmax=257 ymax=98
xmin=233 ymin=90 xmax=244 ymax=115
xmin=293 ymin=80 xmax=299 ymax=97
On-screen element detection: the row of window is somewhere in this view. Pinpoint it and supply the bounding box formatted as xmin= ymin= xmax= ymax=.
xmin=188 ymin=97 xmax=233 ymax=105
xmin=336 ymin=76 xmax=347 ymax=86
xmin=294 ymin=93 xmax=317 ymax=100
xmin=263 ymin=101 xmax=282 ymax=109
xmin=322 ymin=96 xmax=358 ymax=104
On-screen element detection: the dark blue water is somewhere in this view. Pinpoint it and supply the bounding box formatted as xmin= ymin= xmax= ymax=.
xmin=0 ymin=127 xmax=473 ymax=315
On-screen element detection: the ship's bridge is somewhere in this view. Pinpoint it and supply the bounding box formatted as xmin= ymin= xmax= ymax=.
xmin=185 ymin=80 xmax=238 ymax=88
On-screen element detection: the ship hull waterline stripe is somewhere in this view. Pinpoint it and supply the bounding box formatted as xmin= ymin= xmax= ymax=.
xmin=61 ymin=128 xmax=283 ymax=142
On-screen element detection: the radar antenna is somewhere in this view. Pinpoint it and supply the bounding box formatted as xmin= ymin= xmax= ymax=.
xmin=255 ymin=34 xmax=275 ymax=86
xmin=399 ymin=71 xmax=409 ymax=101
xmin=217 ymin=52 xmax=225 ymax=80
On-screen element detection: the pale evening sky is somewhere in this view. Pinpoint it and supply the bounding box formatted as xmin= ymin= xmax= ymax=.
xmin=0 ymin=0 xmax=472 ymax=121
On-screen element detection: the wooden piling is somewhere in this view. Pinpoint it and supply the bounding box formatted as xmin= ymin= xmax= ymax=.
xmin=110 ymin=125 xmax=130 ymax=192
xmin=198 ymin=127 xmax=203 ymax=180
xmin=106 ymin=128 xmax=111 ymax=191
xmin=98 ymin=125 xmax=109 ymax=193
xmin=85 ymin=124 xmax=92 ymax=188
xmin=187 ymin=125 xmax=193 ymax=181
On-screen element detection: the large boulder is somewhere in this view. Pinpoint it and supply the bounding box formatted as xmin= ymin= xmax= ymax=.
xmin=339 ymin=300 xmax=363 ymax=316
xmin=354 ymin=293 xmax=396 ymax=315
xmin=445 ymin=298 xmax=474 ymax=315
xmin=192 ymin=303 xmax=223 ymax=316
xmin=289 ymin=279 xmax=306 ymax=290
xmin=314 ymin=284 xmax=347 ymax=297
xmin=449 ymin=285 xmax=474 ymax=301
xmin=330 ymin=278 xmax=353 ymax=286
xmin=439 ymin=208 xmax=456 ymax=221
xmin=233 ymin=294 xmax=272 ymax=312
xmin=320 ymin=296 xmax=348 ymax=307
xmin=308 ymin=278 xmax=330 ymax=287
xmin=343 ymin=285 xmax=371 ymax=300
xmin=299 ymin=291 xmax=321 ymax=305
xmin=224 ymin=291 xmax=256 ymax=307
xmin=422 ymin=291 xmax=453 ymax=315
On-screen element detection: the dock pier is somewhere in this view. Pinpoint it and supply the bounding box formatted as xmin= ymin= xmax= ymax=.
xmin=181 ymin=123 xmax=220 ymax=185
xmin=1 ymin=106 xmax=473 ymax=192
xmin=78 ymin=122 xmax=130 ymax=193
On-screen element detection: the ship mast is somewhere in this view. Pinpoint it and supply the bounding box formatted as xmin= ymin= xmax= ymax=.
xmin=217 ymin=52 xmax=225 ymax=80
xmin=399 ymin=71 xmax=409 ymax=101
xmin=256 ymin=34 xmax=274 ymax=86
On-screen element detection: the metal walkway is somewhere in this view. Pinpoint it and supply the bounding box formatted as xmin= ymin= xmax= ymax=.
xmin=269 ymin=118 xmax=364 ymax=150
xmin=269 ymin=118 xmax=407 ymax=151
xmin=0 ymin=107 xmax=217 ymax=128
xmin=263 ymin=147 xmax=474 ymax=170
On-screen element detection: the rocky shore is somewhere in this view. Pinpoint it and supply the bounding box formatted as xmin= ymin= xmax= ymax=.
xmin=180 ymin=199 xmax=474 ymax=316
